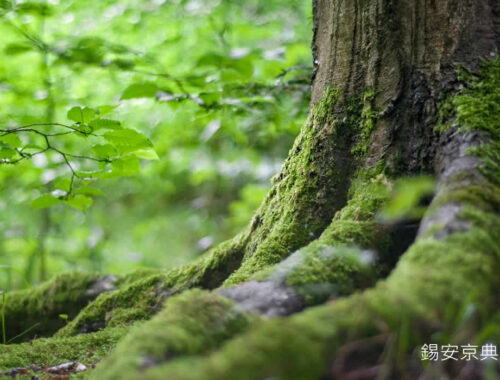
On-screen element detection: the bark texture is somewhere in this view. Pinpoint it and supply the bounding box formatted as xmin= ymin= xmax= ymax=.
xmin=1 ymin=1 xmax=499 ymax=379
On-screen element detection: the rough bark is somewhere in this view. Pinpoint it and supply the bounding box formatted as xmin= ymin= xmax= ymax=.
xmin=1 ymin=0 xmax=499 ymax=379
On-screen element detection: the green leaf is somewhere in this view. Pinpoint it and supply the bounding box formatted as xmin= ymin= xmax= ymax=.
xmin=74 ymin=186 xmax=104 ymax=196
xmin=59 ymin=314 xmax=68 ymax=320
xmin=0 ymin=0 xmax=12 ymax=11
xmin=111 ymin=59 xmax=135 ymax=70
xmin=103 ymin=129 xmax=153 ymax=154
xmin=89 ymin=118 xmax=122 ymax=131
xmin=134 ymin=148 xmax=159 ymax=160
xmin=97 ymin=105 xmax=118 ymax=116
xmin=99 ymin=156 xmax=140 ymax=178
xmin=92 ymin=144 xmax=118 ymax=159
xmin=199 ymin=92 xmax=221 ymax=106
xmin=4 ymin=43 xmax=32 ymax=55
xmin=112 ymin=156 xmax=140 ymax=176
xmin=381 ymin=176 xmax=435 ymax=220
xmin=22 ymin=144 xmax=44 ymax=153
xmin=64 ymin=37 xmax=105 ymax=64
xmin=64 ymin=195 xmax=92 ymax=211
xmin=0 ymin=147 xmax=16 ymax=159
xmin=121 ymin=83 xmax=159 ymax=100
xmin=54 ymin=178 xmax=71 ymax=192
xmin=67 ymin=106 xmax=96 ymax=123
xmin=16 ymin=1 xmax=53 ymax=15
xmin=197 ymin=52 xmax=224 ymax=67
xmin=31 ymin=194 xmax=61 ymax=209
xmin=0 ymin=134 xmax=22 ymax=148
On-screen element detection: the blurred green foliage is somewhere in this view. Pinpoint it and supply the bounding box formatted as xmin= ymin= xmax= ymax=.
xmin=0 ymin=0 xmax=312 ymax=289
xmin=380 ymin=176 xmax=435 ymax=222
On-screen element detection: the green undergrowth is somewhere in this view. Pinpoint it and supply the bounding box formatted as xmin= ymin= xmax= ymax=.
xmin=0 ymin=325 xmax=130 ymax=374
xmin=90 ymin=289 xmax=255 ymax=380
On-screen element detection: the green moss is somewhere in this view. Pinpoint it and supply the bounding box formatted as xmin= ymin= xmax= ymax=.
xmin=311 ymin=86 xmax=341 ymax=124
xmin=433 ymin=183 xmax=500 ymax=213
xmin=137 ymin=203 xmax=500 ymax=380
xmin=437 ymin=59 xmax=500 ymax=185
xmin=250 ymin=174 xmax=391 ymax=305
xmin=89 ymin=289 xmax=255 ymax=380
xmin=93 ymin=62 xmax=500 ymax=379
xmin=57 ymin=234 xmax=248 ymax=336
xmin=351 ymin=89 xmax=378 ymax=157
xmin=3 ymin=271 xmax=107 ymax=342
xmin=114 ymin=268 xmax=163 ymax=288
xmin=281 ymin=245 xmax=375 ymax=305
xmin=56 ymin=274 xmax=163 ymax=337
xmin=223 ymin=88 xmax=380 ymax=286
xmin=336 ymin=173 xmax=391 ymax=221
xmin=0 ymin=326 xmax=130 ymax=373
xmin=432 ymin=58 xmax=500 ymax=212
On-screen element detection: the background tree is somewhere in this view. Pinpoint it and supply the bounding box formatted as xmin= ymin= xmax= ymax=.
xmin=1 ymin=0 xmax=499 ymax=379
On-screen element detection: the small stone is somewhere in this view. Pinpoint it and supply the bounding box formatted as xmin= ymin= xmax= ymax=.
xmin=75 ymin=363 xmax=88 ymax=372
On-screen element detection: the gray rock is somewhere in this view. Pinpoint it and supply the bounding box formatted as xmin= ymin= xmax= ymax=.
xmin=217 ymin=281 xmax=304 ymax=317
xmin=86 ymin=275 xmax=117 ymax=297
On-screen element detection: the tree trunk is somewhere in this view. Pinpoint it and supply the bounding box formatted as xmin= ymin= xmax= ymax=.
xmin=1 ymin=1 xmax=499 ymax=379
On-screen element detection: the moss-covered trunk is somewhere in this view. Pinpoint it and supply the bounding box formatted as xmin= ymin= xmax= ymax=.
xmin=1 ymin=0 xmax=499 ymax=379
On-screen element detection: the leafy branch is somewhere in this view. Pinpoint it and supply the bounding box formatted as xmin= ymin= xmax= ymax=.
xmin=1 ymin=106 xmax=158 ymax=211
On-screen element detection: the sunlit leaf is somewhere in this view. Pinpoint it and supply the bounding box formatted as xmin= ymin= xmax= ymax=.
xmin=64 ymin=195 xmax=92 ymax=211
xmin=74 ymin=186 xmax=104 ymax=196
xmin=0 ymin=134 xmax=22 ymax=148
xmin=99 ymin=156 xmax=140 ymax=178
xmin=134 ymin=148 xmax=159 ymax=160
xmin=89 ymin=118 xmax=122 ymax=131
xmin=0 ymin=147 xmax=16 ymax=159
xmin=67 ymin=106 xmax=96 ymax=123
xmin=31 ymin=194 xmax=61 ymax=209
xmin=121 ymin=83 xmax=159 ymax=100
xmin=97 ymin=105 xmax=118 ymax=116
xmin=112 ymin=156 xmax=140 ymax=175
xmin=103 ymin=129 xmax=153 ymax=153
xmin=54 ymin=178 xmax=72 ymax=192
xmin=92 ymin=144 xmax=118 ymax=159
xmin=380 ymin=176 xmax=435 ymax=221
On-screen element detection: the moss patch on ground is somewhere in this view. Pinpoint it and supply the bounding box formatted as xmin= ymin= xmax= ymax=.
xmin=0 ymin=326 xmax=130 ymax=376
